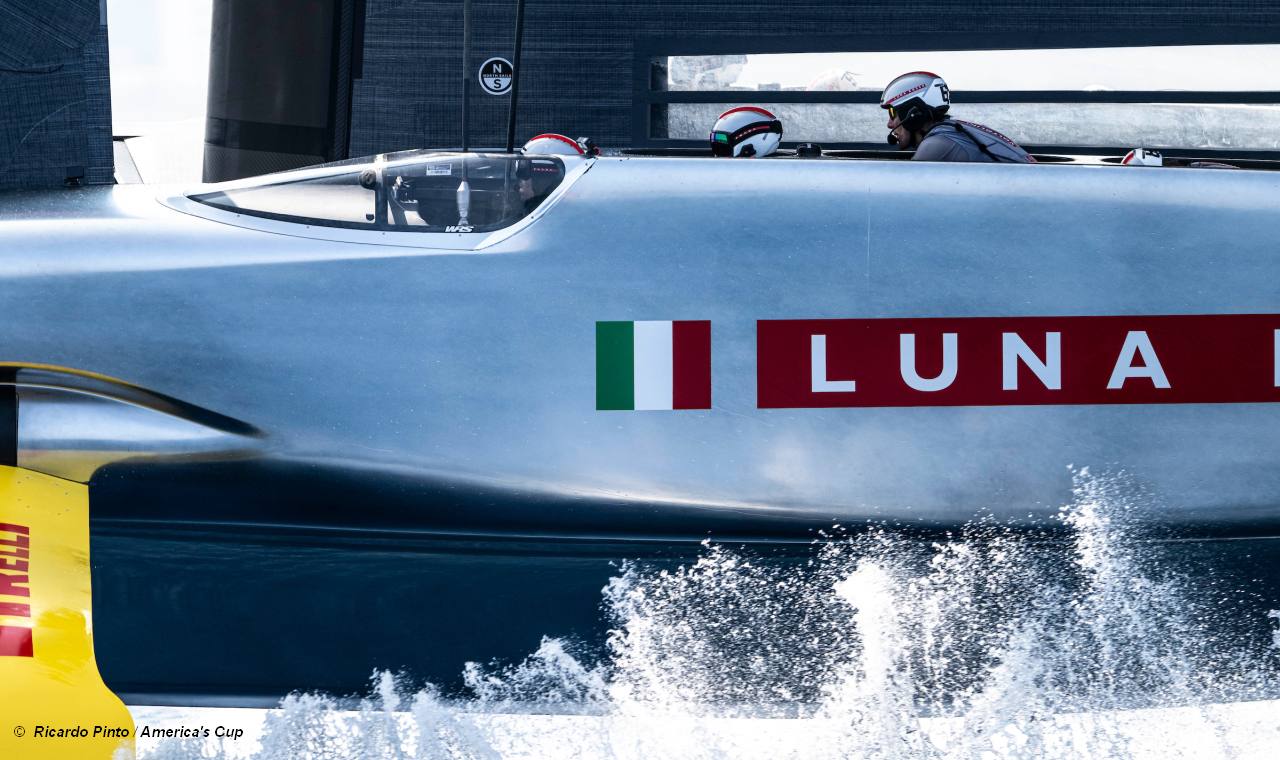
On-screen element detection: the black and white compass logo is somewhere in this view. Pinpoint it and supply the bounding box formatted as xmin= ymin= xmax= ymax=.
xmin=478 ymin=57 xmax=513 ymax=95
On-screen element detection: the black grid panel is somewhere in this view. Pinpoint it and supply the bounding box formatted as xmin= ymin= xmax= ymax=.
xmin=0 ymin=0 xmax=112 ymax=189
xmin=350 ymin=0 xmax=1280 ymax=156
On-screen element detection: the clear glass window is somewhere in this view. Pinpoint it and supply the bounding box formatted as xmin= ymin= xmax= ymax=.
xmin=656 ymin=45 xmax=1280 ymax=152
xmin=190 ymin=153 xmax=567 ymax=233
xmin=663 ymin=45 xmax=1280 ymax=93
xmin=663 ymin=102 xmax=1280 ymax=151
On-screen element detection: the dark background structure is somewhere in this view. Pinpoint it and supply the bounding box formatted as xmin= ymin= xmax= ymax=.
xmin=3 ymin=0 xmax=1280 ymax=187
xmin=356 ymin=1 xmax=1280 ymax=156
xmin=0 ymin=0 xmax=112 ymax=190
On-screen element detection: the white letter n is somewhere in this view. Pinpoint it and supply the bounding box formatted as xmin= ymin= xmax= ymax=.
xmin=1003 ymin=332 xmax=1061 ymax=390
xmin=811 ymin=334 xmax=856 ymax=392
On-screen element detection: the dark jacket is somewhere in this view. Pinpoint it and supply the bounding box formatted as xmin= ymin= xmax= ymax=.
xmin=914 ymin=118 xmax=1035 ymax=163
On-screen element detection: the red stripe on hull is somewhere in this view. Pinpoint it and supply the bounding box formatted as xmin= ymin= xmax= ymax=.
xmin=758 ymin=314 xmax=1280 ymax=408
xmin=673 ymin=320 xmax=712 ymax=409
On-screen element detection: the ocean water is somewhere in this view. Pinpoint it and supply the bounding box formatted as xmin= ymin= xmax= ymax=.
xmin=128 ymin=470 xmax=1280 ymax=759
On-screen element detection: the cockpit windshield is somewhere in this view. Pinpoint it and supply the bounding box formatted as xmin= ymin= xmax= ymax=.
xmin=190 ymin=153 xmax=569 ymax=233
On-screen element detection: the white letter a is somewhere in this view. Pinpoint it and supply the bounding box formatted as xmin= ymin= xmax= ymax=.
xmin=1107 ymin=331 xmax=1170 ymax=389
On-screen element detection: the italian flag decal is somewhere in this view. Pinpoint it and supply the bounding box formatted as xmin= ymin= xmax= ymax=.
xmin=596 ymin=320 xmax=711 ymax=410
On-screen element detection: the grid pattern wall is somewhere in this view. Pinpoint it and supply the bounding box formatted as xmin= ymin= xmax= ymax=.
xmin=351 ymin=0 xmax=1280 ymax=156
xmin=0 ymin=0 xmax=113 ymax=189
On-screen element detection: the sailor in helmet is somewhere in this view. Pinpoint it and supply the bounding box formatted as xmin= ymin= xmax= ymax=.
xmin=518 ymin=133 xmax=595 ymax=212
xmin=522 ymin=133 xmax=599 ymax=157
xmin=709 ymin=107 xmax=782 ymax=158
xmin=880 ymin=72 xmax=1034 ymax=163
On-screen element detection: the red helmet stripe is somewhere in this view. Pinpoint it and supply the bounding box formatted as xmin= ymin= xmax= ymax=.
xmin=882 ymin=72 xmax=945 ymax=107
xmin=717 ymin=106 xmax=777 ymax=120
xmin=885 ymin=82 xmax=928 ymax=105
xmin=528 ymin=133 xmax=584 ymax=153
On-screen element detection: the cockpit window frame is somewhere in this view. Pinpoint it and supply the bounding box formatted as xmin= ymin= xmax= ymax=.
xmin=160 ymin=152 xmax=594 ymax=251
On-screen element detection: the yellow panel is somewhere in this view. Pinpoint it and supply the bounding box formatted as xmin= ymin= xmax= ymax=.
xmin=0 ymin=465 xmax=135 ymax=759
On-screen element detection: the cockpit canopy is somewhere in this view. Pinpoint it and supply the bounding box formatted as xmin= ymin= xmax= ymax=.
xmin=190 ymin=152 xmax=569 ymax=233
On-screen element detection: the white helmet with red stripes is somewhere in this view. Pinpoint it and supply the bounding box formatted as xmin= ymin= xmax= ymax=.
xmin=522 ymin=133 xmax=586 ymax=156
xmin=880 ymin=72 xmax=951 ymax=131
xmin=1121 ymin=148 xmax=1164 ymax=167
xmin=710 ymin=106 xmax=782 ymax=158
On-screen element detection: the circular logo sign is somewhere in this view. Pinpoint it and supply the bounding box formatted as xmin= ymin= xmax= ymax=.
xmin=478 ymin=57 xmax=514 ymax=95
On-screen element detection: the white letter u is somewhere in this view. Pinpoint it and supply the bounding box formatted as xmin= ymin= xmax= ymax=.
xmin=900 ymin=333 xmax=958 ymax=392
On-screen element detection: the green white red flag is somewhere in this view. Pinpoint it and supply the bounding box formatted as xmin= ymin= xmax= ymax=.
xmin=596 ymin=321 xmax=711 ymax=410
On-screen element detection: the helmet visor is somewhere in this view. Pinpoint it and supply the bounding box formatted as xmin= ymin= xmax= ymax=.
xmin=710 ymin=131 xmax=734 ymax=157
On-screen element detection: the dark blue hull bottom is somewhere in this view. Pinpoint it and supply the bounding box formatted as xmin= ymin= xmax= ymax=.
xmin=84 ymin=460 xmax=1280 ymax=705
xmin=90 ymin=522 xmax=1280 ymax=706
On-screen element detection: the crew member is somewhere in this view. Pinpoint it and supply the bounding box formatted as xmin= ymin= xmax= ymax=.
xmin=880 ymin=72 xmax=1034 ymax=163
xmin=519 ymin=134 xmax=588 ymax=212
xmin=1121 ymin=148 xmax=1164 ymax=166
xmin=710 ymin=107 xmax=783 ymax=158
xmin=522 ymin=134 xmax=599 ymax=157
xmin=1121 ymin=147 xmax=1238 ymax=170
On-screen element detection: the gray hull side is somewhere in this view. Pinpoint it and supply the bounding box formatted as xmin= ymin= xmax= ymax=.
xmin=1 ymin=158 xmax=1278 ymax=536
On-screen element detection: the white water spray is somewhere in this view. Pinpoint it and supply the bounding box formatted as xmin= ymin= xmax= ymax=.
xmin=134 ymin=471 xmax=1280 ymax=759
